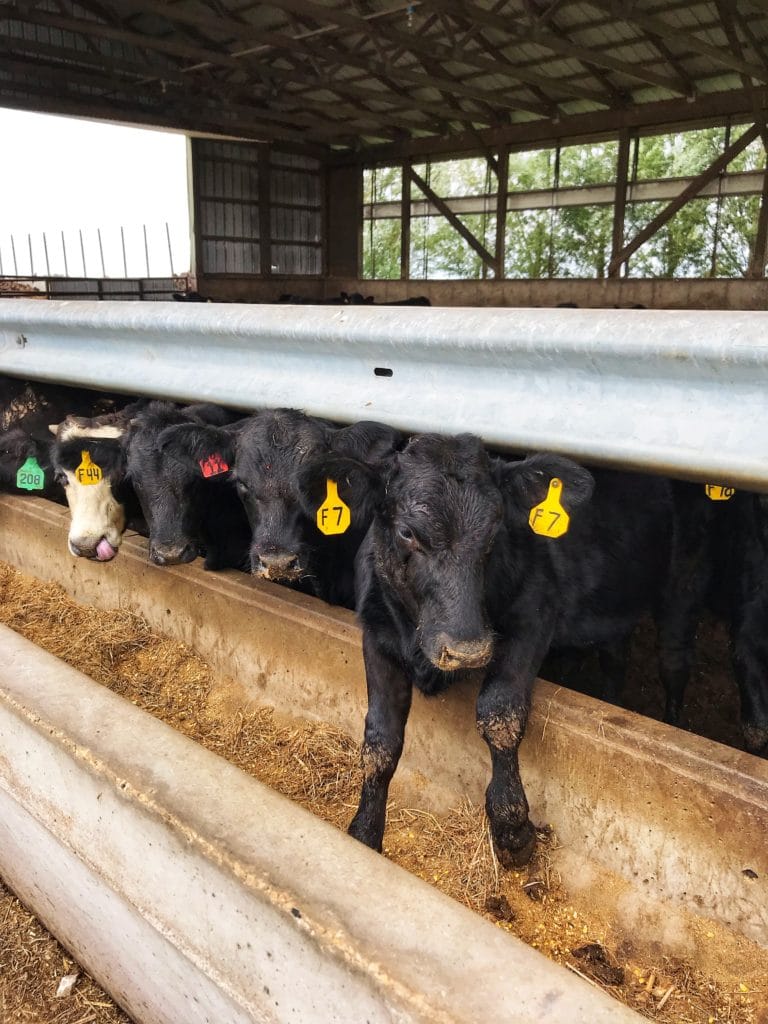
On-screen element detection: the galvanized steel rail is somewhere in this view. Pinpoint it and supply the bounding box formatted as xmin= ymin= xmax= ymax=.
xmin=0 ymin=298 xmax=766 ymax=486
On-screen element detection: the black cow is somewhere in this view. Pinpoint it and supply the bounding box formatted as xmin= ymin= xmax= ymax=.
xmin=127 ymin=401 xmax=250 ymax=570
xmin=213 ymin=409 xmax=401 ymax=608
xmin=0 ymin=428 xmax=63 ymax=503
xmin=662 ymin=482 xmax=768 ymax=756
xmin=348 ymin=434 xmax=676 ymax=867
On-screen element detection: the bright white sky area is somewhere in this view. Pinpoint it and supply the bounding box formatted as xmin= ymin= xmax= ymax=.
xmin=0 ymin=108 xmax=191 ymax=279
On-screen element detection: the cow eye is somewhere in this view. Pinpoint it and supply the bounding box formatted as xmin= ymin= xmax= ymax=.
xmin=397 ymin=524 xmax=415 ymax=543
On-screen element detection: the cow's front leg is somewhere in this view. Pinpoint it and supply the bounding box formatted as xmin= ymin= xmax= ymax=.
xmin=476 ymin=631 xmax=551 ymax=868
xmin=348 ymin=631 xmax=412 ymax=851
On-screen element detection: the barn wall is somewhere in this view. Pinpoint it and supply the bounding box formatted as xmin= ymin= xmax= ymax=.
xmin=195 ymin=274 xmax=768 ymax=309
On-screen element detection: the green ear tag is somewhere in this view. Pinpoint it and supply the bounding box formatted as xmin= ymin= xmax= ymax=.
xmin=16 ymin=456 xmax=45 ymax=491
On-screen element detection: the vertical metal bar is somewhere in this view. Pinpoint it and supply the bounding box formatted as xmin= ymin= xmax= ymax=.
xmin=121 ymin=226 xmax=128 ymax=278
xmin=27 ymin=233 xmax=34 ymax=277
xmin=401 ymin=160 xmax=411 ymax=281
xmin=495 ymin=145 xmax=509 ymax=280
xmin=166 ymin=221 xmax=175 ymax=276
xmin=98 ymin=228 xmax=106 ymax=278
xmin=609 ymin=129 xmax=631 ymax=279
xmin=143 ymin=224 xmax=150 ymax=278
xmin=61 ymin=231 xmax=69 ymax=277
xmin=43 ymin=233 xmax=51 ymax=277
xmin=80 ymin=229 xmax=87 ymax=278
xmin=11 ymin=235 xmax=18 ymax=276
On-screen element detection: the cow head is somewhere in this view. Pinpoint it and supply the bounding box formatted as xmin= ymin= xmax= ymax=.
xmin=234 ymin=411 xmax=398 ymax=587
xmin=49 ymin=417 xmax=129 ymax=561
xmin=146 ymin=418 xmax=237 ymax=566
xmin=376 ymin=436 xmax=594 ymax=672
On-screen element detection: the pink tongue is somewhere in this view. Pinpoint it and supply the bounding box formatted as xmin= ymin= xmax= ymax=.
xmin=95 ymin=538 xmax=117 ymax=561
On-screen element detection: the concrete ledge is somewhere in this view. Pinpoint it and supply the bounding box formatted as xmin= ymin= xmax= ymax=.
xmin=0 ymin=495 xmax=767 ymax=970
xmin=0 ymin=624 xmax=641 ymax=1024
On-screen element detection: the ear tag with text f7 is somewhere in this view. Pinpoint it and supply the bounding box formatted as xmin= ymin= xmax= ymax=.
xmin=528 ymin=477 xmax=570 ymax=538
xmin=199 ymin=452 xmax=230 ymax=478
xmin=704 ymin=484 xmax=735 ymax=502
xmin=317 ymin=479 xmax=351 ymax=535
xmin=16 ymin=456 xmax=45 ymax=491
xmin=75 ymin=450 xmax=102 ymax=486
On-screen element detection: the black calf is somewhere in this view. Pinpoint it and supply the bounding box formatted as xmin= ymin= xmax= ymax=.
xmin=348 ymin=434 xmax=676 ymax=866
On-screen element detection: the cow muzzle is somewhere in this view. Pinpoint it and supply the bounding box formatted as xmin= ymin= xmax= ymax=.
xmin=252 ymin=550 xmax=303 ymax=582
xmin=69 ymin=536 xmax=119 ymax=561
xmin=150 ymin=541 xmax=198 ymax=566
xmin=429 ymin=633 xmax=494 ymax=672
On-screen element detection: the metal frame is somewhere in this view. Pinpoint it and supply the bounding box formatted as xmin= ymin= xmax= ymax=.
xmin=3 ymin=299 xmax=768 ymax=487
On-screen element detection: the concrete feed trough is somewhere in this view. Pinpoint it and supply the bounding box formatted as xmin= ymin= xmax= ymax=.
xmin=0 ymin=493 xmax=766 ymax=1021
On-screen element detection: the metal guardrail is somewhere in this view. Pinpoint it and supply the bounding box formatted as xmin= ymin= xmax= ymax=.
xmin=0 ymin=298 xmax=767 ymax=487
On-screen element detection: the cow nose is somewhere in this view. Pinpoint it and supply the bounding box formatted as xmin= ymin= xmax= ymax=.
xmin=254 ymin=551 xmax=301 ymax=579
xmin=434 ymin=634 xmax=494 ymax=671
xmin=150 ymin=542 xmax=197 ymax=566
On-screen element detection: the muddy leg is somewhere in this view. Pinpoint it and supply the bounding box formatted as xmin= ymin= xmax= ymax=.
xmin=476 ymin=672 xmax=537 ymax=869
xmin=348 ymin=632 xmax=412 ymax=851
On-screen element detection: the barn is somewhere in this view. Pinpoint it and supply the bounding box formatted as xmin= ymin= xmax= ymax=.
xmin=1 ymin=4 xmax=767 ymax=1023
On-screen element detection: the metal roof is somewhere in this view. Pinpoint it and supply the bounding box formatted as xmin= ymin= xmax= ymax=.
xmin=1 ymin=0 xmax=768 ymax=157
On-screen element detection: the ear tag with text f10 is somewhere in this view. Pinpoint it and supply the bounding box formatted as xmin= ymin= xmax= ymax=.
xmin=16 ymin=456 xmax=45 ymax=491
xmin=529 ymin=477 xmax=570 ymax=538
xmin=317 ymin=479 xmax=351 ymax=535
xmin=199 ymin=452 xmax=230 ymax=478
xmin=705 ymin=484 xmax=735 ymax=502
xmin=75 ymin=450 xmax=102 ymax=486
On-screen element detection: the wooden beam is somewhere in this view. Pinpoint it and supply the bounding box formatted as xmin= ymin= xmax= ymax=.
xmin=408 ymin=165 xmax=497 ymax=272
xmin=749 ymin=164 xmax=768 ymax=279
xmin=494 ymin=145 xmax=509 ymax=278
xmin=400 ymin=159 xmax=411 ymax=280
xmin=608 ymin=129 xmax=631 ymax=279
xmin=608 ymin=121 xmax=761 ymax=275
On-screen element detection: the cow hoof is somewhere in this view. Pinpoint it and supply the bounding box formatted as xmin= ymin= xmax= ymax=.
xmin=347 ymin=816 xmax=384 ymax=853
xmin=495 ymin=822 xmax=537 ymax=869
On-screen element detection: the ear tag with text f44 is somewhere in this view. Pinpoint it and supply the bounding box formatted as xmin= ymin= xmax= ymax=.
xmin=704 ymin=484 xmax=735 ymax=502
xmin=75 ymin=450 xmax=102 ymax=486
xmin=529 ymin=477 xmax=570 ymax=538
xmin=317 ymin=479 xmax=351 ymax=535
xmin=16 ymin=456 xmax=45 ymax=491
xmin=199 ymin=452 xmax=230 ymax=478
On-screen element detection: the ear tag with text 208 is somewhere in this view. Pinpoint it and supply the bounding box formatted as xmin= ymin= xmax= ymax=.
xmin=528 ymin=477 xmax=570 ymax=538
xmin=199 ymin=453 xmax=229 ymax=478
xmin=317 ymin=479 xmax=351 ymax=535
xmin=75 ymin=450 xmax=102 ymax=485
xmin=704 ymin=484 xmax=735 ymax=502
xmin=16 ymin=456 xmax=45 ymax=491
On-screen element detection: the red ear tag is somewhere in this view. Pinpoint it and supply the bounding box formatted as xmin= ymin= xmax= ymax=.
xmin=199 ymin=453 xmax=230 ymax=478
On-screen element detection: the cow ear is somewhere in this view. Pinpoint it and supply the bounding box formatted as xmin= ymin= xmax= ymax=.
xmin=159 ymin=423 xmax=236 ymax=477
xmin=48 ymin=423 xmax=59 ymax=436
xmin=330 ymin=421 xmax=401 ymax=463
xmin=299 ymin=453 xmax=388 ymax=529
xmin=494 ymin=453 xmax=594 ymax=527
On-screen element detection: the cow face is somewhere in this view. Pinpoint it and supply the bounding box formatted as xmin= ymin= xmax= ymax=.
xmin=234 ymin=411 xmax=332 ymax=582
xmin=146 ymin=421 xmax=236 ymax=565
xmin=378 ymin=434 xmax=502 ymax=671
xmin=50 ymin=418 xmax=128 ymax=561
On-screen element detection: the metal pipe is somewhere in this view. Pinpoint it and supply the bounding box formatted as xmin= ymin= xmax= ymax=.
xmin=1 ymin=300 xmax=768 ymax=486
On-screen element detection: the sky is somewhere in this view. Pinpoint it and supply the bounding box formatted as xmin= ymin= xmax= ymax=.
xmin=0 ymin=107 xmax=191 ymax=279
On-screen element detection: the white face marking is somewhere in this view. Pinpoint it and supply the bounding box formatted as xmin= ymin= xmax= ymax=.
xmin=57 ymin=421 xmax=128 ymax=558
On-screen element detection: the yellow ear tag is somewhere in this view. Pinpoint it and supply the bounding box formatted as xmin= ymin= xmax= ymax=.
xmin=75 ymin=450 xmax=103 ymax=486
xmin=704 ymin=484 xmax=735 ymax=502
xmin=529 ymin=477 xmax=570 ymax=538
xmin=316 ymin=479 xmax=351 ymax=535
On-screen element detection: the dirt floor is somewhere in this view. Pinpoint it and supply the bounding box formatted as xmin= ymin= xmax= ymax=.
xmin=0 ymin=561 xmax=764 ymax=1024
